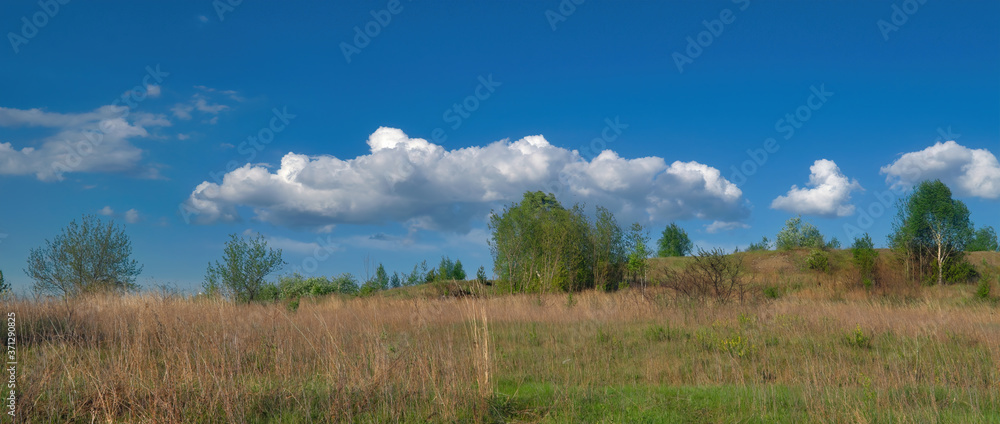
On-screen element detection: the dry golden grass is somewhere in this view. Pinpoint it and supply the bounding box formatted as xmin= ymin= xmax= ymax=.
xmin=11 ymin=250 xmax=1000 ymax=422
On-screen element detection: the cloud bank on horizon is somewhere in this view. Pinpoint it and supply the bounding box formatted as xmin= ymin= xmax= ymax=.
xmin=182 ymin=127 xmax=752 ymax=233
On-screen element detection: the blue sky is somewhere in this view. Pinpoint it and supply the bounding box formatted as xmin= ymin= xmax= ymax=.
xmin=1 ymin=0 xmax=998 ymax=293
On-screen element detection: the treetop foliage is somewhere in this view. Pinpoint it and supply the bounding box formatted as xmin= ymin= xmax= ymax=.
xmin=657 ymin=223 xmax=693 ymax=257
xmin=204 ymin=233 xmax=285 ymax=302
xmin=490 ymin=191 xmax=634 ymax=293
xmin=26 ymin=214 xmax=142 ymax=297
xmin=889 ymin=180 xmax=976 ymax=284
xmin=775 ymin=216 xmax=835 ymax=250
xmin=967 ymin=226 xmax=999 ymax=252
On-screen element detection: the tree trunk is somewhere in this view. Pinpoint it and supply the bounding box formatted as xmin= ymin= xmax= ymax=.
xmin=937 ymin=240 xmax=944 ymax=285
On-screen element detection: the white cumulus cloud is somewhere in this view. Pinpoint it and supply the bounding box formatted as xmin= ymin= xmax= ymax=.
xmin=124 ymin=209 xmax=140 ymax=224
xmin=0 ymin=105 xmax=168 ymax=181
xmin=182 ymin=127 xmax=751 ymax=232
xmin=880 ymin=140 xmax=1000 ymax=199
xmin=771 ymin=159 xmax=861 ymax=217
xmin=705 ymin=220 xmax=751 ymax=234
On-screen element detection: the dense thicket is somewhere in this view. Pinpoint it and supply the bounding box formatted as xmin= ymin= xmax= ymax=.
xmin=888 ymin=180 xmax=976 ymax=284
xmin=489 ymin=191 xmax=635 ymax=293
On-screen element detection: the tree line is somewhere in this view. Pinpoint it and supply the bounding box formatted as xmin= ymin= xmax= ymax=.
xmin=12 ymin=179 xmax=999 ymax=300
xmin=17 ymin=216 xmax=477 ymax=302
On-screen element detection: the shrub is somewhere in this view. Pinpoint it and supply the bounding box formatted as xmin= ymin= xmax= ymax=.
xmin=746 ymin=237 xmax=772 ymax=252
xmin=806 ymin=249 xmax=829 ymax=272
xmin=258 ymin=283 xmax=280 ymax=302
xmin=476 ymin=266 xmax=488 ymax=285
xmin=643 ymin=325 xmax=669 ymax=342
xmin=942 ymin=255 xmax=979 ymax=284
xmin=659 ymin=248 xmax=750 ymax=304
xmin=762 ymin=285 xmax=781 ymax=299
xmin=967 ymin=226 xmax=999 ymax=252
xmin=285 ymin=297 xmax=300 ymax=312
xmin=776 ymin=216 xmax=828 ymax=250
xmin=278 ymin=273 xmax=357 ymax=299
xmin=851 ymin=233 xmax=879 ymax=286
xmin=975 ymin=277 xmax=991 ymax=300
xmin=845 ymin=325 xmax=871 ymax=349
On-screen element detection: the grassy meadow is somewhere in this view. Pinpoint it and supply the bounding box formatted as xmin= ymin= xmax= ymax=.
xmin=11 ymin=250 xmax=1000 ymax=422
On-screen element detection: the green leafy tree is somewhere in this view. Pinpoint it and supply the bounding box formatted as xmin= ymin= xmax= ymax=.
xmin=851 ymin=233 xmax=879 ymax=286
xmin=204 ymin=233 xmax=285 ymax=302
xmin=626 ymin=223 xmax=651 ymax=287
xmin=476 ymin=265 xmax=488 ymax=284
xmin=332 ymin=273 xmax=359 ymax=295
xmin=360 ymin=264 xmax=389 ymax=295
xmin=889 ymin=180 xmax=974 ymax=285
xmin=776 ymin=216 xmax=827 ymax=250
xmin=452 ymin=259 xmax=466 ymax=280
xmin=489 ymin=191 xmax=601 ymax=293
xmin=0 ymin=270 xmax=9 ymax=296
xmin=437 ymin=256 xmax=456 ymax=280
xmin=374 ymin=263 xmax=389 ymax=290
xmin=967 ymin=226 xmax=999 ymax=252
xmin=589 ymin=206 xmax=626 ymax=290
xmin=406 ymin=263 xmax=424 ymax=286
xmin=746 ymin=236 xmax=772 ymax=252
xmin=657 ymin=222 xmax=693 ymax=257
xmin=26 ymin=214 xmax=142 ymax=297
